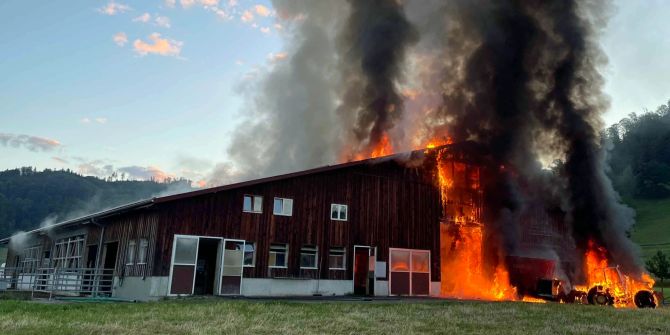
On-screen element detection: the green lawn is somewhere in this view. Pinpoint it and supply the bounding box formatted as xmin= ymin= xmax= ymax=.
xmin=628 ymin=197 xmax=670 ymax=259
xmin=0 ymin=298 xmax=668 ymax=334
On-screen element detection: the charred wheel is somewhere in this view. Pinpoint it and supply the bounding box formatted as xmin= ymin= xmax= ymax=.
xmin=587 ymin=286 xmax=613 ymax=306
xmin=634 ymin=290 xmax=656 ymax=308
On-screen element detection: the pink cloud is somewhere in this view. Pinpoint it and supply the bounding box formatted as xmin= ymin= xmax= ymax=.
xmin=241 ymin=10 xmax=254 ymax=23
xmin=254 ymin=4 xmax=271 ymax=17
xmin=133 ymin=33 xmax=183 ymax=57
xmin=98 ymin=1 xmax=131 ymax=16
xmin=0 ymin=133 xmax=61 ymax=152
xmin=113 ymin=32 xmax=128 ymax=46
xmin=133 ymin=12 xmax=151 ymax=23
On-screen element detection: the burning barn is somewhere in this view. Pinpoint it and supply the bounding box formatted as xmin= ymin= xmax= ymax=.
xmin=0 ymin=143 xmax=658 ymax=307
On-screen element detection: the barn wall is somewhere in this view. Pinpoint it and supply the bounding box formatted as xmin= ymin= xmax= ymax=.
xmin=149 ymin=158 xmax=445 ymax=282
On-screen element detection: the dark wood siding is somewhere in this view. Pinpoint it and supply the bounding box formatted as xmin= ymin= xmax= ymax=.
xmin=147 ymin=158 xmax=445 ymax=282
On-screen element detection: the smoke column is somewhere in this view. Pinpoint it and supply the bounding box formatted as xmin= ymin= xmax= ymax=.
xmin=406 ymin=0 xmax=642 ymax=280
xmin=228 ymin=0 xmax=642 ymax=282
xmin=336 ymin=0 xmax=417 ymax=159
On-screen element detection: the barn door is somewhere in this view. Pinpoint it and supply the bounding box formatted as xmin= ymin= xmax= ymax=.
xmin=219 ymin=239 xmax=245 ymax=295
xmin=169 ymin=235 xmax=199 ymax=295
xmin=353 ymin=246 xmax=376 ymax=296
xmin=389 ymin=248 xmax=430 ymax=296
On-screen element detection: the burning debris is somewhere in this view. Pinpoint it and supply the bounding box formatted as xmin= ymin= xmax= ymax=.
xmin=231 ymin=0 xmax=658 ymax=307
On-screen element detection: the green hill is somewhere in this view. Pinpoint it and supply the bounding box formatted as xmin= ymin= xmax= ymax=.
xmin=628 ymin=197 xmax=670 ymax=260
xmin=0 ymin=167 xmax=193 ymax=238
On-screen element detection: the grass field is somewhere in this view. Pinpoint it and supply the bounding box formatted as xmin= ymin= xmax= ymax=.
xmin=628 ymin=197 xmax=670 ymax=260
xmin=0 ymin=298 xmax=668 ymax=335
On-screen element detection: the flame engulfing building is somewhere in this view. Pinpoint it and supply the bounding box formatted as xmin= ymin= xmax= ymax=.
xmin=0 ymin=143 xmax=657 ymax=307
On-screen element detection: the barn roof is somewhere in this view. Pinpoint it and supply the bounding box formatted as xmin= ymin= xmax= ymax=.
xmin=0 ymin=142 xmax=483 ymax=243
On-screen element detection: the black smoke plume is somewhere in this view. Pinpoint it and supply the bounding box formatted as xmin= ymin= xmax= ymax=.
xmin=229 ymin=0 xmax=643 ymax=284
xmin=410 ymin=0 xmax=642 ymax=281
xmin=337 ymin=0 xmax=417 ymax=158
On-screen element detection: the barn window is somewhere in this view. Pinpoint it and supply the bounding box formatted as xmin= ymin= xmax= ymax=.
xmin=126 ymin=240 xmax=136 ymax=265
xmin=243 ymin=195 xmax=263 ymax=213
xmin=53 ymin=235 xmax=84 ymax=269
xmin=268 ymin=243 xmax=288 ymax=268
xmin=137 ymin=238 xmax=149 ymax=264
xmin=273 ymin=197 xmax=293 ymax=216
xmin=330 ymin=204 xmax=348 ymax=221
xmin=22 ymin=246 xmax=41 ymax=273
xmin=328 ymin=247 xmax=346 ymax=270
xmin=300 ymin=246 xmax=318 ymax=269
xmin=243 ymin=243 xmax=256 ymax=267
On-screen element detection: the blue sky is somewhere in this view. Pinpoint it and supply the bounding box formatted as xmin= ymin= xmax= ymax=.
xmin=1 ymin=0 xmax=669 ymax=185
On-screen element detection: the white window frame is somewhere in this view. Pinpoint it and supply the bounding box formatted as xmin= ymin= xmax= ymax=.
xmin=137 ymin=238 xmax=149 ymax=265
xmin=243 ymin=195 xmax=263 ymax=213
xmin=268 ymin=243 xmax=288 ymax=269
xmin=273 ymin=197 xmax=293 ymax=216
xmin=330 ymin=204 xmax=348 ymax=221
xmin=299 ymin=246 xmax=318 ymax=269
xmin=243 ymin=242 xmax=256 ymax=267
xmin=328 ymin=247 xmax=346 ymax=270
xmin=126 ymin=240 xmax=136 ymax=265
xmin=53 ymin=235 xmax=85 ymax=269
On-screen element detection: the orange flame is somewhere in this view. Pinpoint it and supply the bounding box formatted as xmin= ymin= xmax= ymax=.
xmin=370 ymin=133 xmax=393 ymax=158
xmin=437 ymin=148 xmax=517 ymax=301
xmin=577 ymin=239 xmax=656 ymax=308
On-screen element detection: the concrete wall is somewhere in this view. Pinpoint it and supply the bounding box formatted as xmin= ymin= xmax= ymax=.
xmin=112 ymin=276 xmax=169 ymax=301
xmin=111 ymin=277 xmax=442 ymax=300
xmin=241 ymin=278 xmax=353 ymax=297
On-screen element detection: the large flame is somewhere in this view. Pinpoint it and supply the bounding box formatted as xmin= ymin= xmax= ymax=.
xmin=575 ymin=239 xmax=656 ymax=308
xmin=352 ymin=133 xmax=656 ymax=307
xmin=436 ymin=147 xmax=518 ymax=301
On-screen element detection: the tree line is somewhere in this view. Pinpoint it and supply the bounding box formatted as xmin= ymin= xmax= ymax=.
xmin=0 ymin=167 xmax=192 ymax=238
xmin=604 ymin=100 xmax=670 ymax=199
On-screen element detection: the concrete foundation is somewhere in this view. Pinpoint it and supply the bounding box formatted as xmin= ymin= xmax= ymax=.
xmin=112 ymin=276 xmax=169 ymax=301
xmin=241 ymin=278 xmax=353 ymax=296
xmin=111 ymin=277 xmax=440 ymax=300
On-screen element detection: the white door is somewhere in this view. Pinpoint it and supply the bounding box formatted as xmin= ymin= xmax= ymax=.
xmin=219 ymin=239 xmax=245 ymax=295
xmin=168 ymin=235 xmax=199 ymax=295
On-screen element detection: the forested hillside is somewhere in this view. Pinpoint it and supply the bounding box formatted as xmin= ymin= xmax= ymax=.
xmin=0 ymin=168 xmax=193 ymax=238
xmin=603 ymin=99 xmax=670 ymax=259
xmin=605 ymin=100 xmax=670 ymax=199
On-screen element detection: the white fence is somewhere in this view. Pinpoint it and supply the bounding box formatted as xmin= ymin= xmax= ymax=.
xmin=0 ymin=267 xmax=114 ymax=299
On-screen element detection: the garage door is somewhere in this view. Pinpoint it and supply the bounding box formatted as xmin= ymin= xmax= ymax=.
xmin=389 ymin=248 xmax=430 ymax=296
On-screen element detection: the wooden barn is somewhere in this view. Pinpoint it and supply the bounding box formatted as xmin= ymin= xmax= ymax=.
xmin=0 ymin=143 xmax=486 ymax=300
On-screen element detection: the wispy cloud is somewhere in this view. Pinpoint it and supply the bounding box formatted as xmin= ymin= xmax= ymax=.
xmin=118 ymin=165 xmax=174 ymax=182
xmin=200 ymin=0 xmax=219 ymax=6
xmin=268 ymin=52 xmax=288 ymax=63
xmin=113 ymin=32 xmax=128 ymax=46
xmin=180 ymin=0 xmax=196 ymax=8
xmin=260 ymin=27 xmax=270 ymax=34
xmin=52 ymin=156 xmax=69 ymax=164
xmin=0 ymin=133 xmax=61 ymax=152
xmin=241 ymin=10 xmax=253 ymax=23
xmin=133 ymin=33 xmax=183 ymax=57
xmin=165 ymin=0 xmax=177 ymax=8
xmin=80 ymin=117 xmax=108 ymax=124
xmin=98 ymin=1 xmax=131 ymax=16
xmin=155 ymin=15 xmax=171 ymax=28
xmin=133 ymin=12 xmax=151 ymax=23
